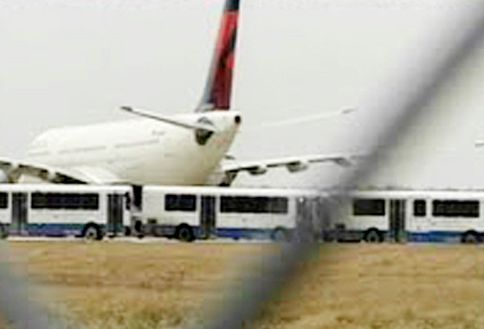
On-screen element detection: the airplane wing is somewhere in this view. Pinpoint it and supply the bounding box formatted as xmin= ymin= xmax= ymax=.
xmin=0 ymin=157 xmax=88 ymax=184
xmin=67 ymin=166 xmax=124 ymax=184
xmin=0 ymin=158 xmax=123 ymax=184
xmin=217 ymin=154 xmax=358 ymax=186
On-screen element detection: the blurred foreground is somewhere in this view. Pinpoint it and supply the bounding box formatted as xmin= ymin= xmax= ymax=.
xmin=2 ymin=242 xmax=484 ymax=329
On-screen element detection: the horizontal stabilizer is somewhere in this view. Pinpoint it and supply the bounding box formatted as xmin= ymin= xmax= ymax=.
xmin=120 ymin=106 xmax=217 ymax=132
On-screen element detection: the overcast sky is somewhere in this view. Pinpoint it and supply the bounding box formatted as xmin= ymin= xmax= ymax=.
xmin=1 ymin=0 xmax=484 ymax=189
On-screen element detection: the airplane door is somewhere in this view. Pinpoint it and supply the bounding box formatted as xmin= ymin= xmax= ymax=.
xmin=389 ymin=199 xmax=406 ymax=243
xmin=107 ymin=194 xmax=124 ymax=236
xmin=200 ymin=196 xmax=216 ymax=239
xmin=11 ymin=193 xmax=28 ymax=236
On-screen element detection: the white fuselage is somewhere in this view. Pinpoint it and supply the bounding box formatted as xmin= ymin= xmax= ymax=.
xmin=25 ymin=111 xmax=241 ymax=185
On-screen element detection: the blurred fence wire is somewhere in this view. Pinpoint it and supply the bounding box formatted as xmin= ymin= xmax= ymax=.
xmin=1 ymin=2 xmax=484 ymax=329
xmin=0 ymin=241 xmax=70 ymax=329
xmin=198 ymin=4 xmax=484 ymax=329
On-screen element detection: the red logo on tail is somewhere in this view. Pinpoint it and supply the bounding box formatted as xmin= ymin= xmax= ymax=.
xmin=210 ymin=11 xmax=239 ymax=110
xmin=198 ymin=0 xmax=240 ymax=112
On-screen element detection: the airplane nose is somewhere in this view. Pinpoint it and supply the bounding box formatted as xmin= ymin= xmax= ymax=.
xmin=234 ymin=115 xmax=242 ymax=125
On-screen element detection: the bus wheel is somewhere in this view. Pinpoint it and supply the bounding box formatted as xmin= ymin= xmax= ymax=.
xmin=271 ymin=228 xmax=290 ymax=242
xmin=0 ymin=224 xmax=8 ymax=239
xmin=462 ymin=231 xmax=480 ymax=244
xmin=176 ymin=225 xmax=195 ymax=242
xmin=364 ymin=229 xmax=382 ymax=243
xmin=83 ymin=224 xmax=102 ymax=241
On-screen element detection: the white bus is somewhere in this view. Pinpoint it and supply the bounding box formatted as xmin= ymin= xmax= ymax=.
xmin=325 ymin=190 xmax=484 ymax=244
xmin=135 ymin=186 xmax=321 ymax=242
xmin=0 ymin=184 xmax=131 ymax=240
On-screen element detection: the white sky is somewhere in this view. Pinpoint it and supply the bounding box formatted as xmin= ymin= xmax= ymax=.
xmin=1 ymin=0 xmax=483 ymax=189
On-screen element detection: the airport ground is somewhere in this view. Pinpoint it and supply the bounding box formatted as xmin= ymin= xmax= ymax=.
xmin=2 ymin=240 xmax=484 ymax=329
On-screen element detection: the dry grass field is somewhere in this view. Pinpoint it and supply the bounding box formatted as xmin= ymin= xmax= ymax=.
xmin=2 ymin=241 xmax=484 ymax=329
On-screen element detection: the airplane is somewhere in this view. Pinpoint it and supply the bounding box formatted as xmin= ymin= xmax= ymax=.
xmin=0 ymin=0 xmax=354 ymax=187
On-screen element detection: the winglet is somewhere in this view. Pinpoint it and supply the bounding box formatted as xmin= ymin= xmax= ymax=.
xmin=197 ymin=0 xmax=241 ymax=112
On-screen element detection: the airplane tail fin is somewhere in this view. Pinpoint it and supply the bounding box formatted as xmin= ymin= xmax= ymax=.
xmin=196 ymin=0 xmax=240 ymax=112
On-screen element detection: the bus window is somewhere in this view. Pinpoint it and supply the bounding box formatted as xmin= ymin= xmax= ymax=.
xmin=432 ymin=200 xmax=479 ymax=218
xmin=413 ymin=200 xmax=426 ymax=217
xmin=269 ymin=197 xmax=289 ymax=214
xmin=352 ymin=199 xmax=385 ymax=216
xmin=165 ymin=194 xmax=197 ymax=212
xmin=220 ymin=196 xmax=288 ymax=214
xmin=0 ymin=193 xmax=7 ymax=209
xmin=31 ymin=193 xmax=99 ymax=210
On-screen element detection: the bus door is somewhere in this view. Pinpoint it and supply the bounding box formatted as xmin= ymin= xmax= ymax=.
xmin=107 ymin=194 xmax=124 ymax=236
xmin=11 ymin=193 xmax=28 ymax=236
xmin=200 ymin=195 xmax=216 ymax=239
xmin=389 ymin=199 xmax=406 ymax=243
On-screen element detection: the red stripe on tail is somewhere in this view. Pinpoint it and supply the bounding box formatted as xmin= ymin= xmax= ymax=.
xmin=197 ymin=0 xmax=240 ymax=112
xmin=211 ymin=11 xmax=238 ymax=110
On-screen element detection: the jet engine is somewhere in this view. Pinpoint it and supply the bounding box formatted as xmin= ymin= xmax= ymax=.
xmin=194 ymin=117 xmax=215 ymax=146
xmin=40 ymin=169 xmax=57 ymax=182
xmin=286 ymin=161 xmax=309 ymax=173
xmin=248 ymin=165 xmax=268 ymax=176
xmin=0 ymin=170 xmax=7 ymax=183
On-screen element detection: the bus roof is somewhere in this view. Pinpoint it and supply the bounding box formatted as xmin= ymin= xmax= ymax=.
xmin=142 ymin=185 xmax=322 ymax=197
xmin=0 ymin=184 xmax=131 ymax=193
